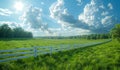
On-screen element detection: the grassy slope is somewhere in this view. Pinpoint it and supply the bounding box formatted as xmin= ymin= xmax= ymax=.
xmin=0 ymin=39 xmax=107 ymax=50
xmin=0 ymin=39 xmax=120 ymax=70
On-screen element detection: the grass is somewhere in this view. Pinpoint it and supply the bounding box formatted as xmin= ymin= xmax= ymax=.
xmin=0 ymin=39 xmax=120 ymax=70
xmin=0 ymin=38 xmax=107 ymax=50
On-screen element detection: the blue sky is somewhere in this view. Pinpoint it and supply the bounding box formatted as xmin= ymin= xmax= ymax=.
xmin=0 ymin=0 xmax=120 ymax=36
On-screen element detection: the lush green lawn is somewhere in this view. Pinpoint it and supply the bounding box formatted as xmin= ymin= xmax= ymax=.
xmin=0 ymin=38 xmax=108 ymax=50
xmin=0 ymin=39 xmax=120 ymax=70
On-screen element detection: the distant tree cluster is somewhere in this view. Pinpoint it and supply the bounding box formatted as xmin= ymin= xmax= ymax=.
xmin=111 ymin=24 xmax=120 ymax=41
xmin=0 ymin=24 xmax=33 ymax=38
xmin=78 ymin=33 xmax=111 ymax=40
xmin=37 ymin=33 xmax=111 ymax=39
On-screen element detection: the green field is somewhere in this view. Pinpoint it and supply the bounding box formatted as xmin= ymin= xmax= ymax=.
xmin=0 ymin=39 xmax=108 ymax=50
xmin=0 ymin=39 xmax=120 ymax=70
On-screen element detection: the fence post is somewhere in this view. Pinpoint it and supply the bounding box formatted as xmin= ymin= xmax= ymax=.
xmin=34 ymin=47 xmax=37 ymax=57
xmin=50 ymin=47 xmax=52 ymax=56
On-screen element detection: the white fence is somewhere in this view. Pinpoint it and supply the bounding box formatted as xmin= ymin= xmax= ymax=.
xmin=0 ymin=39 xmax=111 ymax=63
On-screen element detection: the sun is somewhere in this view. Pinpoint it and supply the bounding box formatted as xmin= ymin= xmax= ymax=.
xmin=14 ymin=2 xmax=24 ymax=11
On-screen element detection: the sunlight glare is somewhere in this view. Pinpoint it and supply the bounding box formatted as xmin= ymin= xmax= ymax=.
xmin=14 ymin=2 xmax=24 ymax=11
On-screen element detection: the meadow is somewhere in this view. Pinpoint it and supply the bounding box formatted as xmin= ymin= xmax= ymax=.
xmin=0 ymin=38 xmax=107 ymax=50
xmin=0 ymin=39 xmax=120 ymax=70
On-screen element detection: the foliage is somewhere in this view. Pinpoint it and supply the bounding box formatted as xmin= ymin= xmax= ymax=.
xmin=0 ymin=39 xmax=107 ymax=50
xmin=78 ymin=33 xmax=111 ymax=40
xmin=0 ymin=39 xmax=120 ymax=70
xmin=38 ymin=33 xmax=111 ymax=40
xmin=0 ymin=24 xmax=13 ymax=38
xmin=0 ymin=24 xmax=33 ymax=38
xmin=111 ymin=24 xmax=120 ymax=41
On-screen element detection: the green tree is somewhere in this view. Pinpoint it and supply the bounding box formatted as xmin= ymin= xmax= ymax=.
xmin=0 ymin=24 xmax=13 ymax=38
xmin=0 ymin=24 xmax=33 ymax=38
xmin=13 ymin=27 xmax=24 ymax=38
xmin=111 ymin=24 xmax=120 ymax=41
xmin=13 ymin=27 xmax=33 ymax=38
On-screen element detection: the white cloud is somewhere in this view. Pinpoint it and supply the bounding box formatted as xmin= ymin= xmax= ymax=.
xmin=20 ymin=6 xmax=51 ymax=33
xmin=78 ymin=0 xmax=99 ymax=26
xmin=49 ymin=0 xmax=89 ymax=30
xmin=0 ymin=21 xmax=20 ymax=28
xmin=101 ymin=16 xmax=112 ymax=25
xmin=76 ymin=0 xmax=83 ymax=6
xmin=49 ymin=0 xmax=115 ymax=34
xmin=101 ymin=11 xmax=109 ymax=16
xmin=78 ymin=0 xmax=114 ymax=33
xmin=108 ymin=3 xmax=113 ymax=10
xmin=77 ymin=0 xmax=82 ymax=3
xmin=33 ymin=28 xmax=90 ymax=36
xmin=49 ymin=0 xmax=64 ymax=19
xmin=45 ymin=28 xmax=90 ymax=36
xmin=49 ymin=0 xmax=77 ymax=27
xmin=99 ymin=5 xmax=105 ymax=9
xmin=41 ymin=2 xmax=44 ymax=5
xmin=49 ymin=0 xmax=91 ymax=35
xmin=0 ymin=8 xmax=12 ymax=16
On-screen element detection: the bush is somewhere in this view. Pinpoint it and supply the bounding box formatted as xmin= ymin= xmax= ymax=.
xmin=111 ymin=24 xmax=120 ymax=42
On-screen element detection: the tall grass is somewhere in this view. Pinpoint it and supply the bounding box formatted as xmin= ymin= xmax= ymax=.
xmin=0 ymin=39 xmax=120 ymax=70
xmin=0 ymin=39 xmax=107 ymax=50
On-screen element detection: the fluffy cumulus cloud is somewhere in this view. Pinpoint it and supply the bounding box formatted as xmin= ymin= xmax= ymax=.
xmin=20 ymin=6 xmax=51 ymax=33
xmin=49 ymin=0 xmax=88 ymax=29
xmin=50 ymin=0 xmax=115 ymax=33
xmin=79 ymin=0 xmax=99 ymax=26
xmin=76 ymin=0 xmax=83 ymax=6
xmin=49 ymin=0 xmax=76 ymax=27
xmin=79 ymin=0 xmax=114 ymax=33
xmin=0 ymin=8 xmax=12 ymax=16
xmin=101 ymin=16 xmax=112 ymax=25
xmin=108 ymin=3 xmax=113 ymax=10
xmin=99 ymin=5 xmax=105 ymax=9
xmin=49 ymin=0 xmax=89 ymax=35
xmin=101 ymin=11 xmax=109 ymax=16
xmin=0 ymin=21 xmax=20 ymax=28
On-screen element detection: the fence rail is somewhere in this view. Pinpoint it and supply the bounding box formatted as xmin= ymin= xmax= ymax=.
xmin=0 ymin=39 xmax=111 ymax=63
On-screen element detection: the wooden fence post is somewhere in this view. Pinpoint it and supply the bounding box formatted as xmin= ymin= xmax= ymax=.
xmin=34 ymin=47 xmax=37 ymax=57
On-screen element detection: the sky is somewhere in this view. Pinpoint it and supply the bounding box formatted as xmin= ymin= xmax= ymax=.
xmin=0 ymin=0 xmax=120 ymax=37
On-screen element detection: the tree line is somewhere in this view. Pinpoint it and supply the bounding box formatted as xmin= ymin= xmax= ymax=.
xmin=111 ymin=24 xmax=120 ymax=42
xmin=75 ymin=24 xmax=120 ymax=41
xmin=78 ymin=33 xmax=111 ymax=39
xmin=46 ymin=24 xmax=120 ymax=40
xmin=0 ymin=24 xmax=33 ymax=38
xmin=38 ymin=33 xmax=111 ymax=40
xmin=0 ymin=23 xmax=120 ymax=40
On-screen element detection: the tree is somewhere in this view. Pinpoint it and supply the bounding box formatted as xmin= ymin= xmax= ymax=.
xmin=0 ymin=24 xmax=33 ymax=38
xmin=111 ymin=24 xmax=120 ymax=41
xmin=13 ymin=27 xmax=33 ymax=38
xmin=0 ymin=24 xmax=13 ymax=38
xmin=13 ymin=27 xmax=24 ymax=38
